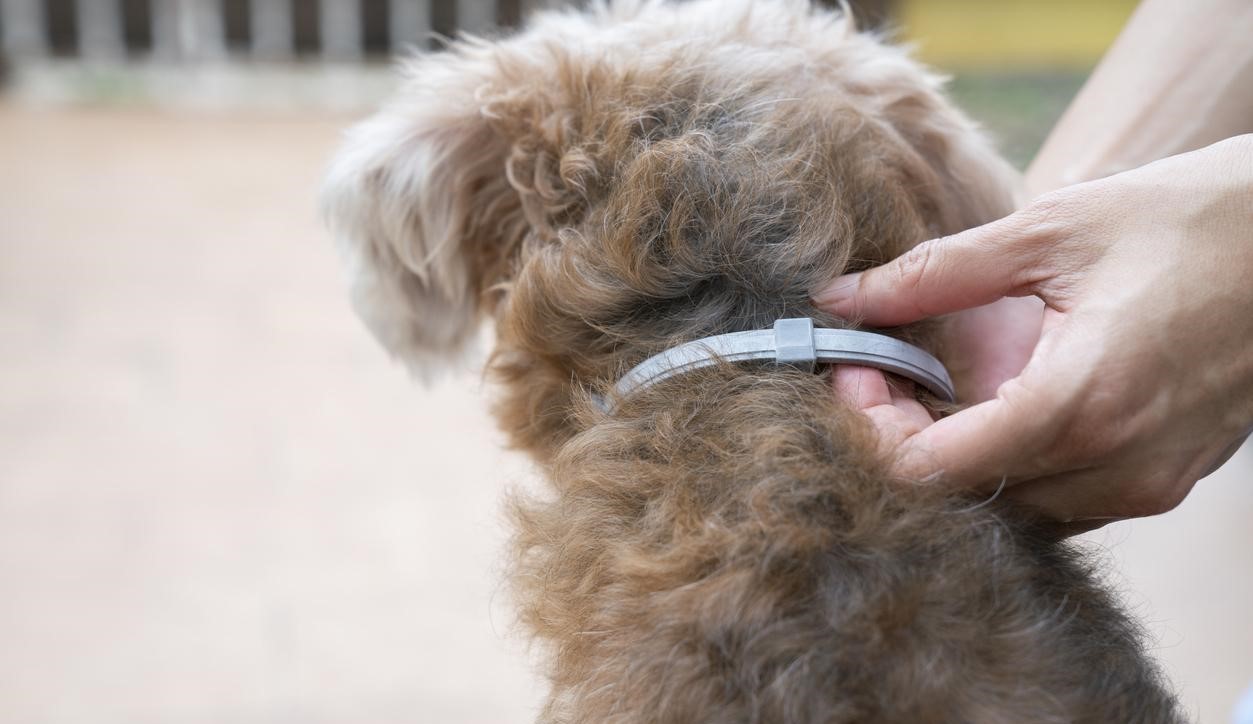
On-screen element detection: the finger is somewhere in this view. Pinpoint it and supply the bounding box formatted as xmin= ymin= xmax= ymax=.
xmin=944 ymin=296 xmax=1045 ymax=403
xmin=832 ymin=364 xmax=893 ymax=408
xmin=1046 ymin=518 xmax=1120 ymax=539
xmin=889 ymin=385 xmax=1054 ymax=488
xmin=832 ymin=365 xmax=933 ymax=450
xmin=1203 ymin=430 xmax=1250 ymax=477
xmin=1003 ymin=472 xmax=1127 ymax=523
xmin=1003 ymin=431 xmax=1234 ymax=522
xmin=813 ymin=215 xmax=1045 ymax=327
xmin=1003 ymin=464 xmax=1190 ymax=523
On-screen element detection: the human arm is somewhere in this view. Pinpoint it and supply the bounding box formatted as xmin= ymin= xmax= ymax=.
xmin=1025 ymin=0 xmax=1253 ymax=196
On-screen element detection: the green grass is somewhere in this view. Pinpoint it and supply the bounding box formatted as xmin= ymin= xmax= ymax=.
xmin=946 ymin=70 xmax=1089 ymax=170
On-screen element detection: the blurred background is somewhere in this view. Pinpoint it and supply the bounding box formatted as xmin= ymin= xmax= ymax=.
xmin=1 ymin=1 xmax=1249 ymax=722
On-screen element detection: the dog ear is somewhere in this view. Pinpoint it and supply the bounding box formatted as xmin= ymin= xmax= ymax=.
xmin=322 ymin=46 xmax=528 ymax=375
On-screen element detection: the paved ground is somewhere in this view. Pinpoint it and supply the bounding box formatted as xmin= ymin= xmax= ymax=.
xmin=0 ymin=103 xmax=1249 ymax=723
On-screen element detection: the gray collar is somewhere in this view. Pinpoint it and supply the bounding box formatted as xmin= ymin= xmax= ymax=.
xmin=602 ymin=317 xmax=955 ymax=412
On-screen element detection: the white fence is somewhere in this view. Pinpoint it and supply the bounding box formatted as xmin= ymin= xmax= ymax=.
xmin=0 ymin=0 xmax=565 ymax=63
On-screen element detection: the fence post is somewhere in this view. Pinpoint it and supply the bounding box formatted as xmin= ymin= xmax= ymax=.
xmin=388 ymin=0 xmax=430 ymax=54
xmin=0 ymin=0 xmax=47 ymax=57
xmin=518 ymin=0 xmax=562 ymax=19
xmin=152 ymin=0 xmax=227 ymax=60
xmin=320 ymin=0 xmax=362 ymax=60
xmin=457 ymin=0 xmax=495 ymax=35
xmin=186 ymin=0 xmax=227 ymax=59
xmin=251 ymin=0 xmax=294 ymax=60
xmin=76 ymin=0 xmax=127 ymax=60
xmin=151 ymin=0 xmax=178 ymax=58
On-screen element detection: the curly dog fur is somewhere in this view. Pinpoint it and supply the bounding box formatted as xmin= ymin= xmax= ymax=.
xmin=323 ymin=1 xmax=1183 ymax=721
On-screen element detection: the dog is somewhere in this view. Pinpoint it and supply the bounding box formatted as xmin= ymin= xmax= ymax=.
xmin=322 ymin=1 xmax=1182 ymax=721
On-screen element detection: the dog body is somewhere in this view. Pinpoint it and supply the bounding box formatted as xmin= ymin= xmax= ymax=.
xmin=324 ymin=2 xmax=1182 ymax=721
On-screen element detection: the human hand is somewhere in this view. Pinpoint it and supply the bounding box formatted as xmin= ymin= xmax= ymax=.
xmin=816 ymin=135 xmax=1253 ymax=530
xmin=941 ymin=296 xmax=1045 ymax=405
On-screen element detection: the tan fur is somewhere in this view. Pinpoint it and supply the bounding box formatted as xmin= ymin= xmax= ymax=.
xmin=323 ymin=1 xmax=1182 ymax=721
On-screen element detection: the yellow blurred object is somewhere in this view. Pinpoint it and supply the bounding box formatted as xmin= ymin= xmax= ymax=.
xmin=898 ymin=0 xmax=1140 ymax=69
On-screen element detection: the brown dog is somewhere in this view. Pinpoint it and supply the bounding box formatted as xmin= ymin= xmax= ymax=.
xmin=323 ymin=1 xmax=1182 ymax=721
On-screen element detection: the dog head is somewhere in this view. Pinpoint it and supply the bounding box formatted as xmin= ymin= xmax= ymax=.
xmin=323 ymin=0 xmax=1018 ymax=459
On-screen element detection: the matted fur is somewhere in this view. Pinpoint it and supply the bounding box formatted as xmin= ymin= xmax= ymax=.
xmin=323 ymin=1 xmax=1183 ymax=721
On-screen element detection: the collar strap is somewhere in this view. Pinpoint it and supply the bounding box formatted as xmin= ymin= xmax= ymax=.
xmin=603 ymin=317 xmax=955 ymax=411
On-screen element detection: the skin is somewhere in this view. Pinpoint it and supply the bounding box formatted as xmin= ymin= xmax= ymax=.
xmin=1023 ymin=0 xmax=1253 ymax=198
xmin=820 ymin=134 xmax=1253 ymax=527
xmin=818 ymin=0 xmax=1253 ymax=529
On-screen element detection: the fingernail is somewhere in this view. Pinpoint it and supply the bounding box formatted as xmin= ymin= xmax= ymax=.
xmin=814 ymin=273 xmax=861 ymax=312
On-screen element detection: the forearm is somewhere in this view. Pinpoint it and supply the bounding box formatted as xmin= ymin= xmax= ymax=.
xmin=1025 ymin=0 xmax=1253 ymax=196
